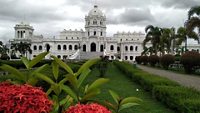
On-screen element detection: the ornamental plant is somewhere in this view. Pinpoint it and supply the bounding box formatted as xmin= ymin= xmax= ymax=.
xmin=160 ymin=54 xmax=175 ymax=69
xmin=140 ymin=56 xmax=148 ymax=65
xmin=65 ymin=103 xmax=111 ymax=113
xmin=0 ymin=82 xmax=52 ymax=113
xmin=148 ymin=55 xmax=159 ymax=66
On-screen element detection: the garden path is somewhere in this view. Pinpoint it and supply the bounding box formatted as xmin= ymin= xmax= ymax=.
xmin=137 ymin=65 xmax=200 ymax=91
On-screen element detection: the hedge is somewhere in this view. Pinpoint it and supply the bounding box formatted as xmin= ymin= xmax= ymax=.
xmin=114 ymin=61 xmax=200 ymax=113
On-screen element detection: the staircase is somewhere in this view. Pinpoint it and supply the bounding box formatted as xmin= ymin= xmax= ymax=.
xmin=79 ymin=51 xmax=103 ymax=59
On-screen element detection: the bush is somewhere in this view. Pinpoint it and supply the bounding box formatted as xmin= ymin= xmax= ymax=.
xmin=153 ymin=86 xmax=200 ymax=113
xmin=140 ymin=56 xmax=149 ymax=65
xmin=0 ymin=82 xmax=52 ymax=113
xmin=135 ymin=56 xmax=142 ymax=64
xmin=148 ymin=55 xmax=159 ymax=66
xmin=180 ymin=51 xmax=200 ymax=73
xmin=0 ymin=54 xmax=10 ymax=60
xmin=160 ymin=54 xmax=175 ymax=69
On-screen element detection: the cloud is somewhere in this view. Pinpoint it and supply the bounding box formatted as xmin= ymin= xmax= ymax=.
xmin=161 ymin=0 xmax=200 ymax=9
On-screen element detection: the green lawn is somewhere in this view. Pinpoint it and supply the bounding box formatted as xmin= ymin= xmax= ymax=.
xmin=84 ymin=63 xmax=174 ymax=113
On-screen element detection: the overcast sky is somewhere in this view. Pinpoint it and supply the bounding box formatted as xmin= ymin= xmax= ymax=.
xmin=0 ymin=0 xmax=199 ymax=43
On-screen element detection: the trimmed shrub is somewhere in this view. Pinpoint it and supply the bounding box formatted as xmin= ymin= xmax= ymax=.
xmin=135 ymin=56 xmax=142 ymax=64
xmin=153 ymin=86 xmax=200 ymax=113
xmin=140 ymin=56 xmax=149 ymax=65
xmin=148 ymin=55 xmax=159 ymax=66
xmin=180 ymin=51 xmax=200 ymax=73
xmin=160 ymin=54 xmax=175 ymax=69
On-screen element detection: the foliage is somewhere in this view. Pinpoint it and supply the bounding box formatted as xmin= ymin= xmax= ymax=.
xmin=0 ymin=82 xmax=52 ymax=113
xmin=0 ymin=53 xmax=10 ymax=60
xmin=140 ymin=56 xmax=148 ymax=65
xmin=65 ymin=103 xmax=111 ymax=113
xmin=11 ymin=41 xmax=32 ymax=57
xmin=135 ymin=56 xmax=142 ymax=64
xmin=104 ymin=90 xmax=141 ymax=113
xmin=180 ymin=51 xmax=200 ymax=73
xmin=153 ymin=85 xmax=200 ymax=113
xmin=160 ymin=54 xmax=175 ymax=69
xmin=148 ymin=55 xmax=159 ymax=66
xmin=0 ymin=52 xmax=49 ymax=85
xmin=99 ymin=56 xmax=109 ymax=77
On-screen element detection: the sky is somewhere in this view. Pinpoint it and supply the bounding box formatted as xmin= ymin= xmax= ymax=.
xmin=0 ymin=0 xmax=199 ymax=43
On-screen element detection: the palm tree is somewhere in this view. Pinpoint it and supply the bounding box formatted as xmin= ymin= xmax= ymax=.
xmin=143 ymin=25 xmax=162 ymax=55
xmin=187 ymin=6 xmax=200 ymax=43
xmin=176 ymin=27 xmax=198 ymax=52
xmin=11 ymin=42 xmax=32 ymax=57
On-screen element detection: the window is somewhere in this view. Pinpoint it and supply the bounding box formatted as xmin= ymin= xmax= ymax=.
xmin=135 ymin=46 xmax=138 ymax=51
xmin=110 ymin=45 xmax=114 ymax=51
xmin=111 ymin=56 xmax=114 ymax=60
xmin=125 ymin=46 xmax=128 ymax=51
xmin=101 ymin=32 xmax=103 ymax=36
xmin=130 ymin=46 xmax=133 ymax=51
xmin=63 ymin=45 xmax=67 ymax=50
xmin=93 ymin=20 xmax=97 ymax=25
xmin=39 ymin=45 xmax=42 ymax=50
xmin=33 ymin=55 xmax=36 ymax=57
xmin=69 ymin=45 xmax=72 ymax=50
xmin=94 ymin=31 xmax=96 ymax=36
xmin=66 ymin=37 xmax=68 ymax=40
xmin=71 ymin=37 xmax=73 ymax=39
xmin=88 ymin=32 xmax=90 ymax=36
xmin=117 ymin=46 xmax=120 ymax=52
xmin=125 ymin=56 xmax=128 ymax=60
xmin=33 ymin=45 xmax=37 ymax=50
xmin=88 ymin=21 xmax=90 ymax=25
xmin=130 ymin=56 xmax=133 ymax=60
xmin=57 ymin=45 xmax=61 ymax=50
xmin=57 ymin=55 xmax=61 ymax=58
xmin=100 ymin=21 xmax=103 ymax=25
xmin=74 ymin=45 xmax=78 ymax=50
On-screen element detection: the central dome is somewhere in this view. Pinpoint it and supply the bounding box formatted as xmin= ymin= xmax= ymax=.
xmin=88 ymin=5 xmax=103 ymax=16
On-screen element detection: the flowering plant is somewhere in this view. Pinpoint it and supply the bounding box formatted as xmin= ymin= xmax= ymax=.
xmin=0 ymin=82 xmax=52 ymax=113
xmin=65 ymin=103 xmax=111 ymax=113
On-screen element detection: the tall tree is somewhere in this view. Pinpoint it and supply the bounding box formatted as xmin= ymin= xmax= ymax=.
xmin=143 ymin=25 xmax=162 ymax=55
xmin=11 ymin=42 xmax=32 ymax=57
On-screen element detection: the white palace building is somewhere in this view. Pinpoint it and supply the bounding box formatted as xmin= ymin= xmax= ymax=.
xmin=9 ymin=5 xmax=145 ymax=61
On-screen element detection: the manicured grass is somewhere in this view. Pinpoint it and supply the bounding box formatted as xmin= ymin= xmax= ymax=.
xmin=84 ymin=63 xmax=174 ymax=113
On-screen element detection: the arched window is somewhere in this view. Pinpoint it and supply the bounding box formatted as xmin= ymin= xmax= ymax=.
xmin=88 ymin=32 xmax=90 ymax=36
xmin=33 ymin=55 xmax=36 ymax=57
xmin=130 ymin=56 xmax=133 ymax=60
xmin=125 ymin=56 xmax=128 ymax=60
xmin=74 ymin=45 xmax=78 ymax=50
xmin=57 ymin=55 xmax=61 ymax=59
xmin=33 ymin=45 xmax=37 ymax=50
xmin=88 ymin=21 xmax=90 ymax=25
xmin=117 ymin=46 xmax=120 ymax=52
xmin=57 ymin=45 xmax=61 ymax=50
xmin=130 ymin=46 xmax=133 ymax=51
xmin=63 ymin=45 xmax=67 ymax=50
xmin=100 ymin=21 xmax=103 ymax=25
xmin=93 ymin=20 xmax=97 ymax=25
xmin=94 ymin=31 xmax=96 ymax=36
xmin=83 ymin=44 xmax=86 ymax=52
xmin=66 ymin=37 xmax=68 ymax=40
xmin=111 ymin=56 xmax=114 ymax=60
xmin=135 ymin=46 xmax=138 ymax=51
xmin=39 ymin=45 xmax=42 ymax=50
xmin=110 ymin=45 xmax=114 ymax=51
xmin=100 ymin=45 xmax=104 ymax=52
xmin=69 ymin=45 xmax=72 ymax=50
xmin=101 ymin=31 xmax=103 ymax=36
xmin=125 ymin=46 xmax=128 ymax=51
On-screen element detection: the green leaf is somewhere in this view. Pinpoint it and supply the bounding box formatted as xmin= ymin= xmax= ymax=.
xmin=21 ymin=57 xmax=29 ymax=69
xmin=119 ymin=103 xmax=139 ymax=112
xmin=81 ymin=89 xmax=100 ymax=102
xmin=27 ymin=78 xmax=38 ymax=85
xmin=86 ymin=78 xmax=109 ymax=93
xmin=66 ymin=74 xmax=78 ymax=89
xmin=30 ymin=64 xmax=49 ymax=77
xmin=29 ymin=52 xmax=48 ymax=68
xmin=77 ymin=69 xmax=91 ymax=88
xmin=61 ymin=85 xmax=78 ymax=102
xmin=35 ymin=73 xmax=55 ymax=85
xmin=51 ymin=55 xmax=74 ymax=75
xmin=59 ymin=97 xmax=71 ymax=105
xmin=120 ymin=97 xmax=142 ymax=106
xmin=46 ymin=88 xmax=53 ymax=95
xmin=58 ymin=77 xmax=68 ymax=85
xmin=109 ymin=90 xmax=120 ymax=104
xmin=0 ymin=64 xmax=25 ymax=82
xmin=52 ymin=61 xmax=59 ymax=80
xmin=76 ymin=58 xmax=100 ymax=76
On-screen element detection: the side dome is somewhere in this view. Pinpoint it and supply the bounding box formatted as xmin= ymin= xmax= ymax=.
xmin=88 ymin=5 xmax=103 ymax=16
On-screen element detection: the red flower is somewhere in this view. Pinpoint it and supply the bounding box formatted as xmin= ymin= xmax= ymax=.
xmin=0 ymin=82 xmax=52 ymax=113
xmin=65 ymin=103 xmax=111 ymax=113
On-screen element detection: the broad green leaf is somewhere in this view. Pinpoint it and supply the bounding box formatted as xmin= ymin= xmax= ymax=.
xmin=109 ymin=90 xmax=120 ymax=104
xmin=119 ymin=103 xmax=139 ymax=112
xmin=51 ymin=55 xmax=73 ymax=75
xmin=77 ymin=69 xmax=91 ymax=88
xmin=76 ymin=58 xmax=100 ymax=76
xmin=52 ymin=61 xmax=59 ymax=80
xmin=81 ymin=89 xmax=100 ymax=102
xmin=30 ymin=64 xmax=49 ymax=76
xmin=21 ymin=57 xmax=29 ymax=69
xmin=66 ymin=74 xmax=78 ymax=89
xmin=52 ymin=95 xmax=59 ymax=113
xmin=51 ymin=84 xmax=61 ymax=96
xmin=46 ymin=88 xmax=53 ymax=95
xmin=35 ymin=73 xmax=55 ymax=85
xmin=29 ymin=52 xmax=48 ymax=68
xmin=27 ymin=77 xmax=38 ymax=85
xmin=61 ymin=85 xmax=78 ymax=102
xmin=0 ymin=64 xmax=25 ymax=81
xmin=59 ymin=96 xmax=71 ymax=105
xmin=86 ymin=78 xmax=109 ymax=93
xmin=120 ymin=97 xmax=142 ymax=106
xmin=58 ymin=77 xmax=68 ymax=85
